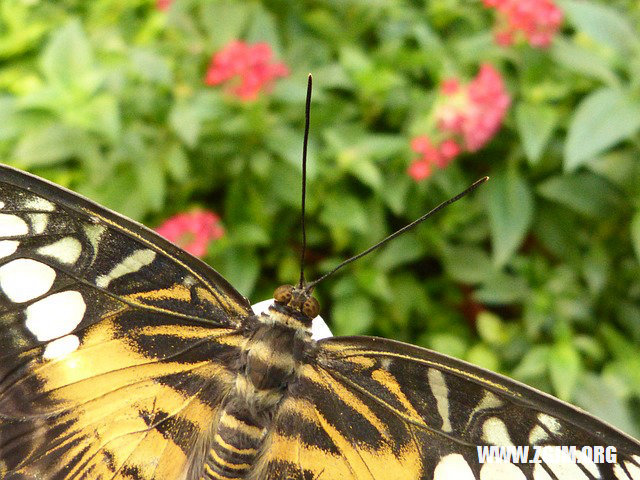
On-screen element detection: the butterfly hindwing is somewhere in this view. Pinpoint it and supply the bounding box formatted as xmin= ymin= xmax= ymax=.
xmin=256 ymin=336 xmax=640 ymax=480
xmin=0 ymin=164 xmax=252 ymax=479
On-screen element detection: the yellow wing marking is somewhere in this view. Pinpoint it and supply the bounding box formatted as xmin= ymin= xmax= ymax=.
xmin=370 ymin=368 xmax=423 ymax=423
xmin=301 ymin=364 xmax=389 ymax=436
xmin=84 ymin=208 xmax=249 ymax=317
xmin=263 ymin=373 xmax=425 ymax=480
xmin=334 ymin=347 xmax=519 ymax=397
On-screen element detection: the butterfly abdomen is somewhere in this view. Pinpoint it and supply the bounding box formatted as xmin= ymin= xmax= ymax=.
xmin=202 ymin=306 xmax=313 ymax=479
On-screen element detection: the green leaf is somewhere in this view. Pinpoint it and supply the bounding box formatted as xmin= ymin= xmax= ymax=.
xmin=374 ymin=233 xmax=425 ymax=271
xmin=332 ymin=295 xmax=374 ymax=335
xmin=40 ymin=20 xmax=94 ymax=88
xmin=560 ymin=0 xmax=640 ymax=55
xmin=574 ymin=373 xmax=640 ymax=438
xmin=319 ymin=193 xmax=368 ymax=234
xmin=564 ymin=88 xmax=640 ymax=170
xmin=537 ymin=172 xmax=623 ymax=218
xmin=246 ymin=4 xmax=280 ymax=52
xmin=466 ymin=344 xmax=500 ymax=372
xmin=549 ymin=341 xmax=581 ymax=401
xmin=169 ymin=102 xmax=202 ymax=148
xmin=12 ymin=124 xmax=84 ymax=167
xmin=475 ymin=272 xmax=529 ymax=305
xmin=551 ymin=38 xmax=618 ymax=85
xmin=211 ymin=246 xmax=260 ymax=297
xmin=130 ymin=49 xmax=172 ymax=86
xmin=476 ymin=312 xmax=506 ymax=345
xmin=201 ymin=1 xmax=251 ymax=48
xmin=442 ymin=244 xmax=494 ymax=284
xmin=632 ymin=210 xmax=640 ymax=265
xmin=486 ymin=169 xmax=534 ymax=267
xmin=515 ymin=103 xmax=558 ymax=165
xmin=0 ymin=97 xmax=18 ymax=141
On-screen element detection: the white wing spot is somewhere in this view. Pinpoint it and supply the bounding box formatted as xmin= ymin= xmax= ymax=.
xmin=434 ymin=454 xmax=475 ymax=480
xmin=0 ymin=240 xmax=19 ymax=258
xmin=25 ymin=290 xmax=86 ymax=341
xmin=480 ymin=462 xmax=526 ymax=480
xmin=0 ymin=214 xmax=28 ymax=237
xmin=528 ymin=425 xmax=549 ymax=444
xmin=482 ymin=417 xmax=513 ymax=446
xmin=579 ymin=453 xmax=601 ymax=479
xmin=626 ymin=460 xmax=640 ymax=480
xmin=546 ymin=451 xmax=591 ymax=480
xmin=0 ymin=201 xmax=5 ymax=209
xmin=0 ymin=258 xmax=55 ymax=302
xmin=538 ymin=413 xmax=561 ymax=435
xmin=96 ymin=249 xmax=156 ymax=288
xmin=43 ymin=334 xmax=80 ymax=360
xmin=38 ymin=237 xmax=82 ymax=265
xmin=24 ymin=197 xmax=55 ymax=212
xmin=428 ymin=368 xmax=452 ymax=433
xmin=29 ymin=213 xmax=48 ymax=234
xmin=533 ymin=464 xmax=553 ymax=480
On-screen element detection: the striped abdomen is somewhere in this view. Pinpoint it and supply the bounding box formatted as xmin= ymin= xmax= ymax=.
xmin=203 ymin=314 xmax=310 ymax=479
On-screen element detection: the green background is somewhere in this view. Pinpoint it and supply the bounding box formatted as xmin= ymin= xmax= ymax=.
xmin=1 ymin=0 xmax=640 ymax=437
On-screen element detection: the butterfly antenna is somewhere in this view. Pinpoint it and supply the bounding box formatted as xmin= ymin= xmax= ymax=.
xmin=298 ymin=74 xmax=313 ymax=289
xmin=305 ymin=176 xmax=489 ymax=292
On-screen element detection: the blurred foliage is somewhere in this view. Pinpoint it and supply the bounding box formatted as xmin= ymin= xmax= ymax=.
xmin=1 ymin=0 xmax=640 ymax=436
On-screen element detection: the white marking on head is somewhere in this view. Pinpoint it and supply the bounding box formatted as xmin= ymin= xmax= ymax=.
xmin=538 ymin=413 xmax=561 ymax=435
xmin=433 ymin=454 xmax=474 ymax=480
xmin=28 ymin=213 xmax=48 ymax=234
xmin=96 ymin=249 xmax=156 ymax=288
xmin=0 ymin=214 xmax=28 ymax=237
xmin=38 ymin=237 xmax=82 ymax=265
xmin=43 ymin=334 xmax=80 ymax=360
xmin=480 ymin=462 xmax=526 ymax=480
xmin=0 ymin=240 xmax=19 ymax=258
xmin=626 ymin=460 xmax=640 ymax=480
xmin=251 ymin=298 xmax=333 ymax=340
xmin=24 ymin=197 xmax=55 ymax=212
xmin=428 ymin=368 xmax=452 ymax=433
xmin=482 ymin=417 xmax=513 ymax=446
xmin=25 ymin=290 xmax=86 ymax=341
xmin=0 ymin=259 xmax=55 ymax=302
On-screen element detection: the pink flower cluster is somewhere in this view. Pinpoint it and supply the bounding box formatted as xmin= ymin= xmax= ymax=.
xmin=155 ymin=210 xmax=224 ymax=258
xmin=483 ymin=0 xmax=563 ymax=48
xmin=156 ymin=0 xmax=171 ymax=10
xmin=205 ymin=41 xmax=289 ymax=101
xmin=409 ymin=64 xmax=510 ymax=181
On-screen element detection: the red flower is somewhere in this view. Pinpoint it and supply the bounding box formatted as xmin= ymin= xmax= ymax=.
xmin=205 ymin=41 xmax=289 ymax=101
xmin=408 ymin=160 xmax=432 ymax=181
xmin=409 ymin=64 xmax=510 ymax=181
xmin=155 ymin=210 xmax=224 ymax=258
xmin=483 ymin=0 xmax=563 ymax=48
xmin=156 ymin=0 xmax=172 ymax=10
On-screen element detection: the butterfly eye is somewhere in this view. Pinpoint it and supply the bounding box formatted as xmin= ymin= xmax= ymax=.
xmin=274 ymin=285 xmax=294 ymax=304
xmin=302 ymin=297 xmax=320 ymax=318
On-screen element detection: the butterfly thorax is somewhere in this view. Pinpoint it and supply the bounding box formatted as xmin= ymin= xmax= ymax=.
xmin=201 ymin=286 xmax=317 ymax=480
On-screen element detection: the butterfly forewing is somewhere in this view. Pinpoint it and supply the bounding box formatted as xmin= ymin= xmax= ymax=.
xmin=255 ymin=336 xmax=640 ymax=480
xmin=0 ymin=165 xmax=252 ymax=479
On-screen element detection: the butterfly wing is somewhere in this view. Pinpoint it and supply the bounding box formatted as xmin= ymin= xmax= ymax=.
xmin=0 ymin=164 xmax=252 ymax=479
xmin=257 ymin=336 xmax=640 ymax=480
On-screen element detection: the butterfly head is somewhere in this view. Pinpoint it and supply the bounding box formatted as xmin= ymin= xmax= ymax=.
xmin=273 ymin=284 xmax=320 ymax=320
